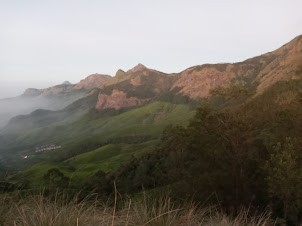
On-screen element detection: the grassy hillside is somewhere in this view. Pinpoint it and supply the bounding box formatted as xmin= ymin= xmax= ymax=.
xmin=3 ymin=101 xmax=194 ymax=186
xmin=18 ymin=141 xmax=159 ymax=188
xmin=14 ymin=101 xmax=193 ymax=148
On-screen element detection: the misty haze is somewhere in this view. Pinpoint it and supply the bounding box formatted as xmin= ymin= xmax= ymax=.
xmin=0 ymin=81 xmax=84 ymax=128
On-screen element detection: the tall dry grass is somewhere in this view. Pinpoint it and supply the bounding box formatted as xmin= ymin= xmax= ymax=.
xmin=0 ymin=190 xmax=274 ymax=226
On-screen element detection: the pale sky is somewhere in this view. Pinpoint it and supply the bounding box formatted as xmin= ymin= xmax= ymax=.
xmin=0 ymin=0 xmax=302 ymax=98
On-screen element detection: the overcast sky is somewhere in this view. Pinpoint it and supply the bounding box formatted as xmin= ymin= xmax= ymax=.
xmin=0 ymin=0 xmax=302 ymax=98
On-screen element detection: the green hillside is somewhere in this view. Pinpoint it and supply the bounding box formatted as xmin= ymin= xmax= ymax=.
xmin=15 ymin=101 xmax=193 ymax=146
xmin=1 ymin=101 xmax=194 ymax=179
xmin=18 ymin=141 xmax=158 ymax=188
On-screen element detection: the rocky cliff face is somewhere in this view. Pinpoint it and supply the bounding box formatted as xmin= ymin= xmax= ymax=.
xmin=171 ymin=35 xmax=302 ymax=99
xmin=74 ymin=74 xmax=112 ymax=90
xmin=104 ymin=64 xmax=154 ymax=87
xmin=94 ymin=64 xmax=178 ymax=110
xmin=255 ymin=35 xmax=302 ymax=94
xmin=95 ymin=89 xmax=147 ymax=110
xmin=171 ymin=62 xmax=266 ymax=99
xmin=171 ymin=65 xmax=235 ymax=99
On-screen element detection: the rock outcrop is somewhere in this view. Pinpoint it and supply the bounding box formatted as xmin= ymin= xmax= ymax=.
xmin=171 ymin=35 xmax=302 ymax=99
xmin=171 ymin=65 xmax=236 ymax=99
xmin=255 ymin=35 xmax=302 ymax=94
xmin=95 ymin=89 xmax=147 ymax=110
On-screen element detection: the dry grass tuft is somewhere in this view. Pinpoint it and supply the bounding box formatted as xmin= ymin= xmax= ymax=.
xmin=0 ymin=191 xmax=274 ymax=226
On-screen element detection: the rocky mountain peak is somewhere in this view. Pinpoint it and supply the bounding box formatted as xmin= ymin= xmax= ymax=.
xmin=127 ymin=63 xmax=148 ymax=73
xmin=73 ymin=74 xmax=112 ymax=90
xmin=115 ymin=69 xmax=126 ymax=77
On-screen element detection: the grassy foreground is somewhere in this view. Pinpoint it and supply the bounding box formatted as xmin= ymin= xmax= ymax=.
xmin=0 ymin=190 xmax=274 ymax=226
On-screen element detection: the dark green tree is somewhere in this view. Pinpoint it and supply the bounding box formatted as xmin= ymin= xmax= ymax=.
xmin=43 ymin=168 xmax=69 ymax=188
xmin=264 ymin=137 xmax=302 ymax=223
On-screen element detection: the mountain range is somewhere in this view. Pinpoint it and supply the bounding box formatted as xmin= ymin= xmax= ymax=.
xmin=0 ymin=35 xmax=301 ymax=188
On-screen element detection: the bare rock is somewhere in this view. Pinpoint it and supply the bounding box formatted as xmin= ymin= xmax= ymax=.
xmin=95 ymin=89 xmax=147 ymax=110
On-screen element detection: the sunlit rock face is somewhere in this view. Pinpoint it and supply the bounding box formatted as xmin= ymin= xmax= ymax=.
xmin=95 ymin=89 xmax=147 ymax=110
